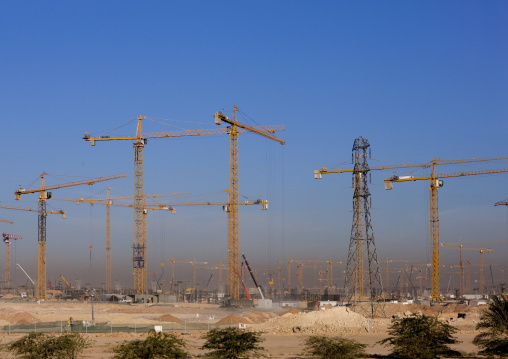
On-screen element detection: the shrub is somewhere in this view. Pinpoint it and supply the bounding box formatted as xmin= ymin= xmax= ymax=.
xmin=473 ymin=294 xmax=508 ymax=358
xmin=200 ymin=327 xmax=265 ymax=359
xmin=379 ymin=313 xmax=460 ymax=359
xmin=6 ymin=332 xmax=91 ymax=359
xmin=301 ymin=336 xmax=367 ymax=359
xmin=112 ymin=330 xmax=188 ymax=359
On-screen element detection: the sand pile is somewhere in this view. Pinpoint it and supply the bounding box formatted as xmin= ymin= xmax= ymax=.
xmin=0 ymin=312 xmax=40 ymax=325
xmin=158 ymin=314 xmax=184 ymax=324
xmin=217 ymin=312 xmax=277 ymax=325
xmin=255 ymin=306 xmax=374 ymax=334
xmin=217 ymin=315 xmax=245 ymax=324
xmin=280 ymin=308 xmax=302 ymax=316
xmin=2 ymin=294 xmax=17 ymax=299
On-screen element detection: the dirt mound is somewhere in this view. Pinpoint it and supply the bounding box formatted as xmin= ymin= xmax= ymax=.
xmin=2 ymin=294 xmax=17 ymax=299
xmin=217 ymin=315 xmax=245 ymax=324
xmin=279 ymin=308 xmax=301 ymax=316
xmin=1 ymin=312 xmax=40 ymax=324
xmin=256 ymin=306 xmax=371 ymax=334
xmin=158 ymin=314 xmax=183 ymax=323
xmin=242 ymin=312 xmax=277 ymax=323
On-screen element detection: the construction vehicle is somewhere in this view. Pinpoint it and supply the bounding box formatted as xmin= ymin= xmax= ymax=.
xmin=60 ymin=275 xmax=72 ymax=288
xmin=13 ymin=172 xmax=126 ymax=299
xmin=242 ymin=253 xmax=265 ymax=300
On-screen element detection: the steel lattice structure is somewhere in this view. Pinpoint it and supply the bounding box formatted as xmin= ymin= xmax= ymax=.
xmin=344 ymin=137 xmax=383 ymax=313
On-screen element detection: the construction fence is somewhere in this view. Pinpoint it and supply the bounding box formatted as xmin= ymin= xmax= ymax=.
xmin=1 ymin=321 xmax=238 ymax=334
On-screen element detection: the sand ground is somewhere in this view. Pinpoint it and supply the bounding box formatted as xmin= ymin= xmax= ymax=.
xmin=0 ymin=299 xmax=487 ymax=358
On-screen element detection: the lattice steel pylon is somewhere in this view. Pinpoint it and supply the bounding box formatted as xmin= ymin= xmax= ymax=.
xmin=344 ymin=137 xmax=383 ymax=315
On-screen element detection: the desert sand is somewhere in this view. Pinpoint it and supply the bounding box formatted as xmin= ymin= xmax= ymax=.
xmin=0 ymin=299 xmax=486 ymax=358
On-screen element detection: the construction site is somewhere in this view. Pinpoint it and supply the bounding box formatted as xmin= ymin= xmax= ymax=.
xmin=1 ymin=2 xmax=507 ymax=358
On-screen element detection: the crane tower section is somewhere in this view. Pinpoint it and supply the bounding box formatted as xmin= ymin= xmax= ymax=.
xmin=2 ymin=233 xmax=21 ymax=288
xmin=345 ymin=137 xmax=383 ymax=311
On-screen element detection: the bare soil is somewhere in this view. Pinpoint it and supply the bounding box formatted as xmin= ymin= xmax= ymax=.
xmin=0 ymin=300 xmax=487 ymax=358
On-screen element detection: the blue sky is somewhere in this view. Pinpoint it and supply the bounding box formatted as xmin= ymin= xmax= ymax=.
xmin=1 ymin=1 xmax=507 ymax=292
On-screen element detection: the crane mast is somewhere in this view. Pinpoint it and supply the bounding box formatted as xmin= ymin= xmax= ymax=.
xmin=384 ymin=156 xmax=508 ymax=301
xmin=85 ymin=113 xmax=283 ymax=296
xmin=105 ymin=188 xmax=111 ymax=291
xmin=2 ymin=233 xmax=21 ymax=288
xmin=214 ymin=106 xmax=285 ymax=300
xmin=14 ymin=172 xmax=126 ymax=299
xmin=133 ymin=117 xmax=147 ymax=293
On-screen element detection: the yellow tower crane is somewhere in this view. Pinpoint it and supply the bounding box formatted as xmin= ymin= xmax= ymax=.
xmin=214 ymin=106 xmax=285 ymax=299
xmin=277 ymin=257 xmax=293 ymax=294
xmin=166 ymin=257 xmax=207 ymax=295
xmin=53 ymin=190 xmax=185 ymax=291
xmin=383 ymin=258 xmax=409 ymax=295
xmin=13 ymin=172 xmax=126 ymax=299
xmin=315 ymin=155 xmax=508 ymax=301
xmin=84 ymin=115 xmax=281 ymax=294
xmin=2 ymin=233 xmax=21 ymax=288
xmin=447 ymin=247 xmax=493 ymax=294
xmin=384 ymin=156 xmax=508 ymax=301
xmin=315 ymin=159 xmax=441 ymax=299
xmin=158 ymin=193 xmax=269 ymax=292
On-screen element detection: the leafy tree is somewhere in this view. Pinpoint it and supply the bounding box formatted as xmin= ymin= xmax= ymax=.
xmin=6 ymin=332 xmax=91 ymax=359
xmin=473 ymin=294 xmax=508 ymax=358
xmin=301 ymin=336 xmax=367 ymax=359
xmin=112 ymin=330 xmax=188 ymax=359
xmin=200 ymin=327 xmax=265 ymax=359
xmin=379 ymin=313 xmax=460 ymax=359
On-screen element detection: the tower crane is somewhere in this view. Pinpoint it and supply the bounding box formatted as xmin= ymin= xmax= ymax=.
xmin=2 ymin=233 xmax=21 ymax=288
xmin=445 ymin=247 xmax=493 ymax=294
xmin=277 ymin=257 xmax=294 ymax=293
xmin=84 ymin=115 xmax=282 ymax=294
xmin=383 ymin=258 xmax=409 ymax=294
xmin=166 ymin=257 xmax=207 ymax=293
xmin=384 ymin=156 xmax=508 ymax=301
xmin=316 ymin=154 xmax=508 ymax=302
xmin=14 ymin=172 xmax=126 ymax=299
xmin=215 ymin=106 xmax=285 ymax=299
xmin=53 ymin=189 xmax=183 ymax=291
xmin=442 ymin=239 xmax=507 ymax=294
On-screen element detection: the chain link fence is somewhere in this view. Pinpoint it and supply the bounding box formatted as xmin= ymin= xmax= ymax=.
xmin=1 ymin=321 xmax=237 ymax=334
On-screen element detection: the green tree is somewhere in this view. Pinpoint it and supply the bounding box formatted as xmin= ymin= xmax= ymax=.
xmin=379 ymin=313 xmax=460 ymax=359
xmin=6 ymin=332 xmax=91 ymax=359
xmin=200 ymin=327 xmax=265 ymax=359
xmin=301 ymin=336 xmax=367 ymax=359
xmin=473 ymin=294 xmax=508 ymax=358
xmin=112 ymin=330 xmax=188 ymax=359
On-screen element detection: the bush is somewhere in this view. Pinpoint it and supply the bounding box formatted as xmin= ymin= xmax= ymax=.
xmin=200 ymin=327 xmax=265 ymax=359
xmin=6 ymin=332 xmax=91 ymax=359
xmin=473 ymin=294 xmax=508 ymax=358
xmin=112 ymin=330 xmax=188 ymax=359
xmin=379 ymin=313 xmax=460 ymax=359
xmin=301 ymin=336 xmax=367 ymax=359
